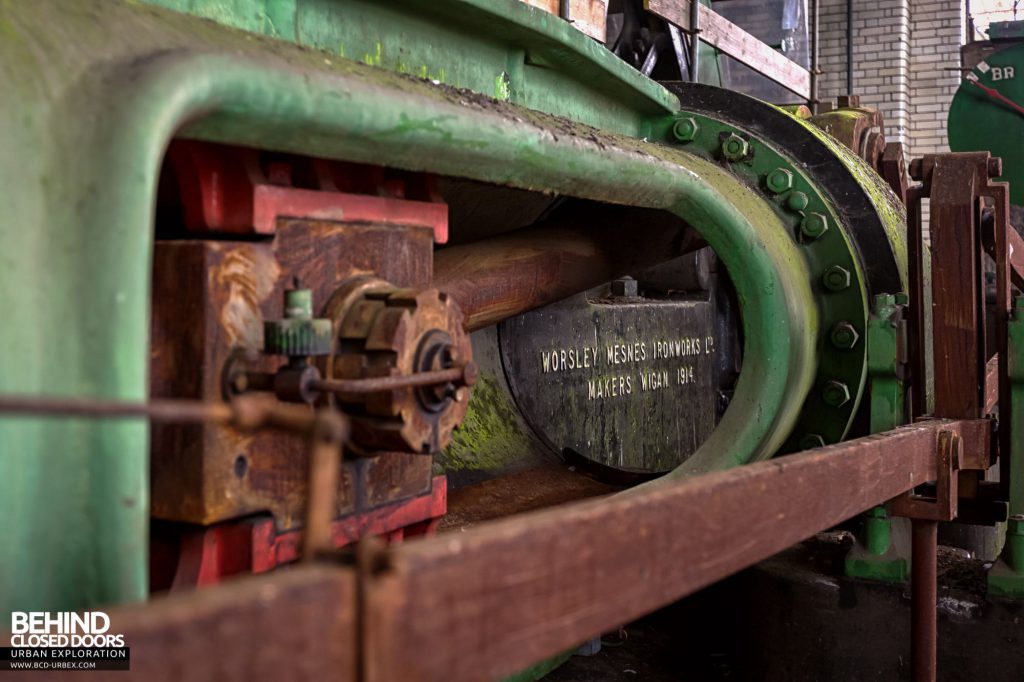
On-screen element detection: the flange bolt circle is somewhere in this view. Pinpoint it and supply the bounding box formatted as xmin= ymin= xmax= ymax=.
xmin=766 ymin=168 xmax=794 ymax=194
xmin=721 ymin=133 xmax=749 ymax=161
xmin=823 ymin=265 xmax=851 ymax=292
xmin=800 ymin=212 xmax=829 ymax=240
xmin=830 ymin=321 xmax=860 ymax=349
xmin=822 ymin=380 xmax=851 ymax=408
xmin=786 ymin=191 xmax=809 ymax=211
xmin=672 ymin=116 xmax=699 ymax=143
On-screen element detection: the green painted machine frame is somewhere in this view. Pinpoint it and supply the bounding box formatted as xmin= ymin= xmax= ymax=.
xmin=0 ymin=0 xmax=904 ymax=617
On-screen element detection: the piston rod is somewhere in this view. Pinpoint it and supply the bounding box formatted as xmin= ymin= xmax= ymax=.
xmin=433 ymin=208 xmax=704 ymax=331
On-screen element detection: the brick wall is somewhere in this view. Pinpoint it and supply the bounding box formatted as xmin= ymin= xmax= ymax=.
xmin=802 ymin=0 xmax=963 ymax=157
xmin=907 ymin=0 xmax=964 ymax=158
xmin=815 ymin=0 xmax=912 ymax=149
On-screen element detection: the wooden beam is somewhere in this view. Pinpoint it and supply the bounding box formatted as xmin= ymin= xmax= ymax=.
xmin=520 ymin=0 xmax=608 ymax=42
xmin=363 ymin=420 xmax=988 ymax=682
xmin=645 ymin=0 xmax=812 ymax=99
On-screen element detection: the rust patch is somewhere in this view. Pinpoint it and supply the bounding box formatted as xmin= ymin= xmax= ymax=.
xmin=210 ymin=244 xmax=280 ymax=348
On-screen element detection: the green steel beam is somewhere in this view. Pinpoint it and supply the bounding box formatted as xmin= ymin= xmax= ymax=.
xmin=141 ymin=0 xmax=679 ymax=136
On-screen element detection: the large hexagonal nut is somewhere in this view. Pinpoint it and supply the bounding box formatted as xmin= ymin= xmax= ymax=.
xmin=800 ymin=212 xmax=829 ymax=240
xmin=822 ymin=265 xmax=851 ymax=292
xmin=721 ymin=133 xmax=749 ymax=161
xmin=766 ymin=168 xmax=794 ymax=194
xmin=610 ymin=276 xmax=639 ymax=297
xmin=672 ymin=116 xmax=699 ymax=143
xmin=822 ymin=380 xmax=851 ymax=408
xmin=829 ymin=321 xmax=860 ymax=349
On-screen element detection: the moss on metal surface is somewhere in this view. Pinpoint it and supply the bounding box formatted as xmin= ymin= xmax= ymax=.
xmin=442 ymin=373 xmax=533 ymax=472
xmin=141 ymin=0 xmax=678 ymax=136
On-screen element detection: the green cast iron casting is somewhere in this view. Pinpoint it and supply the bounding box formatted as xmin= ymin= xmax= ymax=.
xmin=0 ymin=0 xmax=900 ymax=613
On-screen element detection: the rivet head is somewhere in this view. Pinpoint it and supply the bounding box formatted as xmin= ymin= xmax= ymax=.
xmin=823 ymin=265 xmax=851 ymax=291
xmin=766 ymin=168 xmax=794 ymax=194
xmin=721 ymin=133 xmax=749 ymax=161
xmin=822 ymin=380 xmax=851 ymax=407
xmin=672 ymin=116 xmax=699 ymax=143
xmin=786 ymin=191 xmax=809 ymax=211
xmin=829 ymin=321 xmax=860 ymax=349
xmin=800 ymin=212 xmax=829 ymax=239
xmin=799 ymin=434 xmax=826 ymax=449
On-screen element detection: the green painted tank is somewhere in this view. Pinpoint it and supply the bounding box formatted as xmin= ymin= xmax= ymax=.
xmin=949 ymin=41 xmax=1024 ymax=204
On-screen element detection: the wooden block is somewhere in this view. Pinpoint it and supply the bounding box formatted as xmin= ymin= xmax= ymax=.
xmin=520 ymin=0 xmax=608 ymax=42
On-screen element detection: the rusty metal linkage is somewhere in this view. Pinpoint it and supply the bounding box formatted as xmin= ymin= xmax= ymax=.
xmin=309 ymin=365 xmax=476 ymax=396
xmin=0 ymin=391 xmax=350 ymax=565
xmin=910 ymin=518 xmax=938 ymax=682
xmin=902 ymin=151 xmax=1012 ymax=682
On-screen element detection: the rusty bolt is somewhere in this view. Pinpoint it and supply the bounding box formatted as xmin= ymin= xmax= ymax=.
xmin=765 ymin=167 xmax=794 ymax=193
xmin=672 ymin=116 xmax=699 ymax=143
xmin=799 ymin=433 xmax=826 ymax=449
xmin=721 ymin=134 xmax=749 ymax=161
xmin=830 ymin=321 xmax=860 ymax=349
xmin=611 ymin=276 xmax=638 ymax=297
xmin=786 ymin=191 xmax=809 ymax=211
xmin=800 ymin=212 xmax=829 ymax=240
xmin=822 ymin=380 xmax=851 ymax=408
xmin=766 ymin=168 xmax=794 ymax=194
xmin=823 ymin=265 xmax=851 ymax=292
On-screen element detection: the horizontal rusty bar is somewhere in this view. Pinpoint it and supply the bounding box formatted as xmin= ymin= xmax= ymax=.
xmin=363 ymin=419 xmax=989 ymax=682
xmin=3 ymin=566 xmax=357 ymax=682
xmin=0 ymin=393 xmax=335 ymax=435
xmin=0 ymin=395 xmax=233 ymax=423
xmin=310 ymin=365 xmax=475 ymax=395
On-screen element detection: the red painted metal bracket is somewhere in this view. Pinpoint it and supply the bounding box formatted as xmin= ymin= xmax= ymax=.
xmin=167 ymin=140 xmax=449 ymax=242
xmin=164 ymin=476 xmax=446 ymax=590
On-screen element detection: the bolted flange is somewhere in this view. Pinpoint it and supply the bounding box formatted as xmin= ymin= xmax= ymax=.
xmin=766 ymin=168 xmax=794 ymax=194
xmin=830 ymin=321 xmax=860 ymax=349
xmin=823 ymin=265 xmax=852 ymax=292
xmin=786 ymin=191 xmax=809 ymax=211
xmin=721 ymin=133 xmax=749 ymax=161
xmin=822 ymin=380 xmax=851 ymax=407
xmin=672 ymin=116 xmax=699 ymax=143
xmin=800 ymin=212 xmax=829 ymax=240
